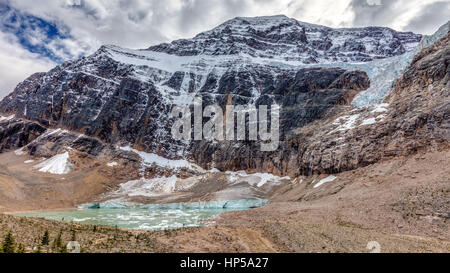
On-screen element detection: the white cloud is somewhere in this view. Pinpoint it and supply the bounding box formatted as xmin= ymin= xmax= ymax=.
xmin=0 ymin=0 xmax=448 ymax=98
xmin=6 ymin=0 xmax=447 ymax=55
xmin=0 ymin=31 xmax=55 ymax=98
xmin=349 ymin=0 xmax=448 ymax=33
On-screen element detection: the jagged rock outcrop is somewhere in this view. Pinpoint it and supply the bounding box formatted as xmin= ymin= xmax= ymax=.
xmin=0 ymin=118 xmax=46 ymax=153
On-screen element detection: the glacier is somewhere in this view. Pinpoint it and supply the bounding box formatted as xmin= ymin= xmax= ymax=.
xmin=103 ymin=43 xmax=417 ymax=109
xmin=103 ymin=21 xmax=450 ymax=109
xmin=352 ymin=20 xmax=449 ymax=106
xmin=421 ymin=21 xmax=450 ymax=49
xmin=79 ymin=199 xmax=269 ymax=210
xmin=350 ymin=49 xmax=419 ymax=107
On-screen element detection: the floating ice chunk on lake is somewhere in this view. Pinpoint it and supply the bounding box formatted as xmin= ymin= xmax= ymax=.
xmin=34 ymin=152 xmax=73 ymax=175
xmin=314 ymin=175 xmax=337 ymax=188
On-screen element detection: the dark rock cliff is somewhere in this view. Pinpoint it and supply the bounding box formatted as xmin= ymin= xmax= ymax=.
xmin=0 ymin=16 xmax=444 ymax=179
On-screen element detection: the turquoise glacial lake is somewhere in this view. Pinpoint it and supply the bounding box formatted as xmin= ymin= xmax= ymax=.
xmin=14 ymin=199 xmax=268 ymax=230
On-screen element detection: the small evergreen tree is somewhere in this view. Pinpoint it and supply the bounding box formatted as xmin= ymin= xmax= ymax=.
xmin=60 ymin=244 xmax=68 ymax=253
xmin=41 ymin=230 xmax=50 ymax=246
xmin=17 ymin=244 xmax=25 ymax=253
xmin=53 ymin=230 xmax=62 ymax=250
xmin=2 ymin=231 xmax=16 ymax=253
xmin=71 ymin=229 xmax=76 ymax=241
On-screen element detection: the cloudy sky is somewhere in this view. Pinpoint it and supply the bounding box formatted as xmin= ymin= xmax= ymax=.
xmin=0 ymin=0 xmax=449 ymax=98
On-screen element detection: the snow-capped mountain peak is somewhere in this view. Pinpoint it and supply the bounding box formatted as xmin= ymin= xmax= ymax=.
xmin=0 ymin=15 xmax=433 ymax=162
xmin=148 ymin=15 xmax=421 ymax=63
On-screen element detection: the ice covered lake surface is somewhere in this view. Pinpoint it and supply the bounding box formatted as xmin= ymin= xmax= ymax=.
xmin=14 ymin=199 xmax=269 ymax=230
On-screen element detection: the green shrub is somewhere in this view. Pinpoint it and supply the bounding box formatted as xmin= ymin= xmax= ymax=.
xmin=42 ymin=230 xmax=50 ymax=246
xmin=2 ymin=232 xmax=16 ymax=253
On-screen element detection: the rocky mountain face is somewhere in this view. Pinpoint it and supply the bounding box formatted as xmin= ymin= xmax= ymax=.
xmin=0 ymin=16 xmax=446 ymax=182
xmin=197 ymin=30 xmax=450 ymax=176
xmin=150 ymin=15 xmax=421 ymax=63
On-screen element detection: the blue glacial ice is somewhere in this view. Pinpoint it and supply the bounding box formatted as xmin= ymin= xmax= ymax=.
xmin=79 ymin=199 xmax=269 ymax=210
xmin=421 ymin=21 xmax=450 ymax=49
xmin=351 ymin=21 xmax=449 ymax=107
xmin=350 ymin=49 xmax=419 ymax=107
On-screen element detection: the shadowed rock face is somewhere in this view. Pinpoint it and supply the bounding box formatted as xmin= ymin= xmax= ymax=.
xmin=258 ymin=68 xmax=370 ymax=134
xmin=0 ymin=120 xmax=46 ymax=153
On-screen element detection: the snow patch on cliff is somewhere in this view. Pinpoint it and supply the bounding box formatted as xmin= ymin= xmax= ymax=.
xmin=371 ymin=103 xmax=389 ymax=113
xmin=110 ymin=169 xmax=290 ymax=199
xmin=117 ymin=176 xmax=179 ymax=197
xmin=226 ymin=171 xmax=290 ymax=188
xmin=314 ymin=175 xmax=337 ymax=188
xmin=360 ymin=117 xmax=377 ymax=126
xmin=0 ymin=115 xmax=15 ymax=122
xmin=34 ymin=152 xmax=73 ymax=175
xmin=15 ymin=148 xmax=26 ymax=156
xmin=332 ymin=114 xmax=361 ymax=132
xmin=120 ymin=146 xmax=204 ymax=172
xmin=107 ymin=162 xmax=118 ymax=167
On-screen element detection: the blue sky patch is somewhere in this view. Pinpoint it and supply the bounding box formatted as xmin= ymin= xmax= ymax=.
xmin=0 ymin=3 xmax=77 ymax=63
